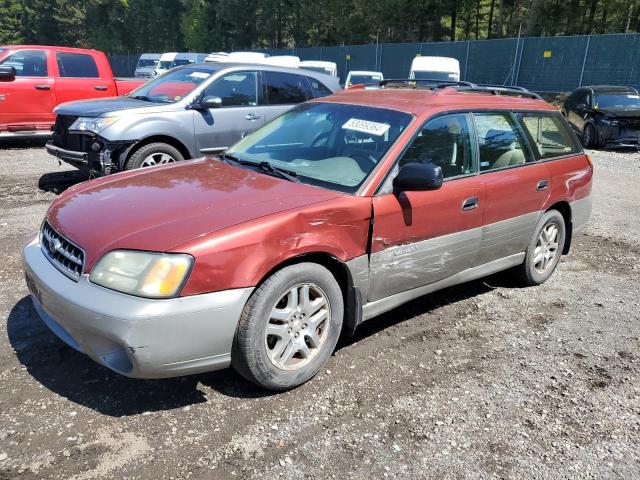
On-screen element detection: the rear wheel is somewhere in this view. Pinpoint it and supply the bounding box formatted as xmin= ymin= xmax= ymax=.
xmin=231 ymin=263 xmax=343 ymax=391
xmin=582 ymin=123 xmax=597 ymax=148
xmin=124 ymin=142 xmax=184 ymax=170
xmin=515 ymin=210 xmax=566 ymax=286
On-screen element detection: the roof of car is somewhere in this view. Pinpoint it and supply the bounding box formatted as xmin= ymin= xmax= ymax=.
xmin=174 ymin=62 xmax=340 ymax=86
xmin=582 ymin=85 xmax=638 ymax=92
xmin=317 ymin=87 xmax=555 ymax=116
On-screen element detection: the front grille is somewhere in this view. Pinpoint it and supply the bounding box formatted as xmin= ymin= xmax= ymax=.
xmin=40 ymin=221 xmax=85 ymax=280
xmin=52 ymin=115 xmax=91 ymax=152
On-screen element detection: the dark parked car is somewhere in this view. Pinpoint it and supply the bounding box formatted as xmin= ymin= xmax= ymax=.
xmin=562 ymin=85 xmax=640 ymax=148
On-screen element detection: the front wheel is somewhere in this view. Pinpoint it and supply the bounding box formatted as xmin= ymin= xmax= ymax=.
xmin=231 ymin=263 xmax=343 ymax=391
xmin=515 ymin=210 xmax=566 ymax=286
xmin=582 ymin=123 xmax=597 ymax=148
xmin=124 ymin=142 xmax=184 ymax=170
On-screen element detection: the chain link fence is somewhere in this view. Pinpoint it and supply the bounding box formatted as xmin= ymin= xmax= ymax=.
xmin=109 ymin=33 xmax=640 ymax=92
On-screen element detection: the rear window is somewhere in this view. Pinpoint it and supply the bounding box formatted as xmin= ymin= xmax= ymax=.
xmin=56 ymin=52 xmax=99 ymax=78
xmin=517 ymin=112 xmax=581 ymax=159
xmin=264 ymin=71 xmax=309 ymax=105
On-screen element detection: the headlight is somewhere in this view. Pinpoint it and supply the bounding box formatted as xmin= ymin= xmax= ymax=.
xmin=600 ymin=118 xmax=619 ymax=127
xmin=89 ymin=250 xmax=193 ymax=298
xmin=69 ymin=116 xmax=119 ymax=134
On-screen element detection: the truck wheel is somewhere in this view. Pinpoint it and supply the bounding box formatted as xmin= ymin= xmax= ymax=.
xmin=125 ymin=142 xmax=184 ymax=170
xmin=515 ymin=210 xmax=566 ymax=286
xmin=232 ymin=263 xmax=343 ymax=391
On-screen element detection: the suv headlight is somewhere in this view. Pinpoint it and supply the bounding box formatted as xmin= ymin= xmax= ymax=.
xmin=89 ymin=250 xmax=193 ymax=298
xmin=69 ymin=116 xmax=119 ymax=134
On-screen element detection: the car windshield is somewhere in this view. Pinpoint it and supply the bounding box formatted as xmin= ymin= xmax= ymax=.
xmin=226 ymin=102 xmax=412 ymax=193
xmin=128 ymin=66 xmax=215 ymax=103
xmin=594 ymin=93 xmax=640 ymax=109
xmin=137 ymin=59 xmax=158 ymax=68
xmin=413 ymin=71 xmax=458 ymax=82
xmin=349 ymin=75 xmax=381 ymax=86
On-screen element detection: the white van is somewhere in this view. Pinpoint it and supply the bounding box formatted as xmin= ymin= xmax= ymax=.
xmin=225 ymin=52 xmax=270 ymax=63
xmin=155 ymin=52 xmax=178 ymax=76
xmin=346 ymin=70 xmax=384 ymax=87
xmin=262 ymin=55 xmax=300 ymax=68
xmin=409 ymin=56 xmax=460 ymax=82
xmin=299 ymin=61 xmax=338 ymax=77
xmin=204 ymin=52 xmax=230 ymax=63
xmin=134 ymin=53 xmax=161 ymax=78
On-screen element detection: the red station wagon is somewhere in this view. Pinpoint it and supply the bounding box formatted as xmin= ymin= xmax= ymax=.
xmin=22 ymin=82 xmax=593 ymax=390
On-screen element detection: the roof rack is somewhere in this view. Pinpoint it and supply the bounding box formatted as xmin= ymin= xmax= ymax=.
xmin=379 ymin=79 xmax=543 ymax=100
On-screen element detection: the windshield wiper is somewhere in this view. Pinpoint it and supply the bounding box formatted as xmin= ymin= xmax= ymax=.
xmin=129 ymin=95 xmax=152 ymax=102
xmin=221 ymin=155 xmax=300 ymax=182
xmin=257 ymin=161 xmax=300 ymax=182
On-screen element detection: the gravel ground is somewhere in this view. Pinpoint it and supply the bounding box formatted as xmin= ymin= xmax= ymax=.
xmin=0 ymin=139 xmax=639 ymax=479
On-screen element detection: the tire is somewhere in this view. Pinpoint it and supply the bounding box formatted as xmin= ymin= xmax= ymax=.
xmin=124 ymin=142 xmax=184 ymax=170
xmin=582 ymin=123 xmax=597 ymax=149
xmin=231 ymin=263 xmax=344 ymax=391
xmin=515 ymin=210 xmax=566 ymax=286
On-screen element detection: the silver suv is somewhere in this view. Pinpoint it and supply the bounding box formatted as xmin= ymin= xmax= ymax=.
xmin=45 ymin=64 xmax=341 ymax=175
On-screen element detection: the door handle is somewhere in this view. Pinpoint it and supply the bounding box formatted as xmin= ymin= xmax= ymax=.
xmin=34 ymin=85 xmax=51 ymax=90
xmin=536 ymin=180 xmax=549 ymax=191
xmin=245 ymin=113 xmax=260 ymax=121
xmin=462 ymin=197 xmax=479 ymax=211
xmin=94 ymin=86 xmax=108 ymax=91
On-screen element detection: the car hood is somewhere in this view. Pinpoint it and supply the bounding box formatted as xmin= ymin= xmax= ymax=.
xmin=54 ymin=96 xmax=176 ymax=117
xmin=46 ymin=158 xmax=341 ymax=271
xmin=597 ymin=107 xmax=640 ymax=118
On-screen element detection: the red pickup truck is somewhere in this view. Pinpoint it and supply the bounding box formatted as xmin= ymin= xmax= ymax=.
xmin=0 ymin=45 xmax=144 ymax=133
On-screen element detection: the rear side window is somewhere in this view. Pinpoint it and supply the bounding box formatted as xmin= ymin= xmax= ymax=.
xmin=56 ymin=52 xmax=99 ymax=78
xmin=204 ymin=71 xmax=258 ymax=107
xmin=308 ymin=78 xmax=333 ymax=98
xmin=0 ymin=50 xmax=47 ymax=77
xmin=517 ymin=112 xmax=581 ymax=159
xmin=473 ymin=112 xmax=530 ymax=172
xmin=399 ymin=113 xmax=476 ymax=179
xmin=264 ymin=71 xmax=309 ymax=105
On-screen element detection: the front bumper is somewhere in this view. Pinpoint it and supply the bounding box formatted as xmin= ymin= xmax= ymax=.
xmin=45 ymin=141 xmax=88 ymax=168
xmin=598 ymin=126 xmax=640 ymax=149
xmin=22 ymin=236 xmax=253 ymax=378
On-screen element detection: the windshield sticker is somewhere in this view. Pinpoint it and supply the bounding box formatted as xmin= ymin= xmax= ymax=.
xmin=189 ymin=72 xmax=210 ymax=79
xmin=342 ymin=118 xmax=390 ymax=136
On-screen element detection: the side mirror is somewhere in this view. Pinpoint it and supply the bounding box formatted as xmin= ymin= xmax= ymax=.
xmin=0 ymin=66 xmax=16 ymax=81
xmin=393 ymin=162 xmax=443 ymax=192
xmin=194 ymin=95 xmax=222 ymax=110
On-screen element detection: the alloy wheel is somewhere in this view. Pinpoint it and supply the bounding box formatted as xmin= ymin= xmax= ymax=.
xmin=533 ymin=223 xmax=560 ymax=273
xmin=265 ymin=283 xmax=331 ymax=371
